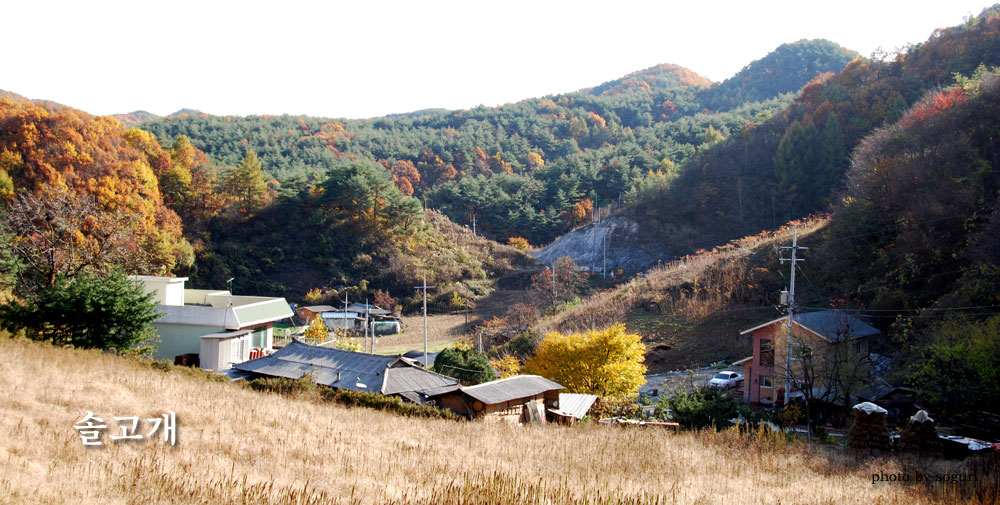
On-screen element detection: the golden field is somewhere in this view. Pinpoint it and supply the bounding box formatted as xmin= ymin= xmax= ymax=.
xmin=0 ymin=335 xmax=994 ymax=505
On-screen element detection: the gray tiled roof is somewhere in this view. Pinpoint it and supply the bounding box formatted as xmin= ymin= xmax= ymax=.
xmin=459 ymin=375 xmax=563 ymax=405
xmin=741 ymin=310 xmax=880 ymax=342
xmin=793 ymin=311 xmax=880 ymax=341
xmin=234 ymin=340 xmax=457 ymax=395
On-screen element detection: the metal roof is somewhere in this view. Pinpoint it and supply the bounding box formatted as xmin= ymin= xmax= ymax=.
xmin=402 ymin=350 xmax=440 ymax=367
xmin=459 ymin=375 xmax=563 ymax=405
xmin=301 ymin=305 xmax=338 ymax=312
xmin=231 ymin=298 xmax=294 ymax=327
xmin=555 ymin=393 xmax=598 ymax=419
xmin=739 ymin=310 xmax=879 ymax=342
xmin=233 ymin=340 xmax=457 ymax=395
xmin=345 ymin=303 xmax=392 ymax=316
xmin=200 ymin=329 xmax=252 ymax=340
xmin=382 ymin=365 xmax=459 ymax=395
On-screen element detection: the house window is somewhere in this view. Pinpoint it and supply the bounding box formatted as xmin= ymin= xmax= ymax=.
xmin=855 ymin=339 xmax=864 ymax=355
xmin=760 ymin=375 xmax=773 ymax=389
xmin=251 ymin=327 xmax=266 ymax=348
xmin=760 ymin=338 xmax=774 ymax=367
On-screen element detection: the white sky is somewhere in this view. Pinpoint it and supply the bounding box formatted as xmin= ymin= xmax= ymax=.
xmin=2 ymin=0 xmax=993 ymax=119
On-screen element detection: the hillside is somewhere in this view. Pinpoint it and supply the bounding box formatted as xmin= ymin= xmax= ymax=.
xmin=132 ymin=39 xmax=855 ymax=248
xmin=699 ymin=39 xmax=858 ymax=112
xmin=534 ymin=217 xmax=828 ymax=371
xmin=625 ymin=6 xmax=1000 ymax=257
xmin=1 ymin=335 xmax=988 ymax=505
xmin=534 ymin=62 xmax=1000 ymax=417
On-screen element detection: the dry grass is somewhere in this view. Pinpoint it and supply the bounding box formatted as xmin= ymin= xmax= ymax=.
xmin=1 ymin=335 xmax=994 ymax=505
xmin=536 ymin=216 xmax=831 ymax=335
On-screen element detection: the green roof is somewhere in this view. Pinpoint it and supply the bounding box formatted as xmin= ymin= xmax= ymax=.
xmin=231 ymin=299 xmax=293 ymax=327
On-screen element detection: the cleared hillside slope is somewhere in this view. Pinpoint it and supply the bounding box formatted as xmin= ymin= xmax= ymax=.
xmin=1 ymin=336 xmax=986 ymax=505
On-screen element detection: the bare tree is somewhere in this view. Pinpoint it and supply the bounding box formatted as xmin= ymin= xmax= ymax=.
xmin=0 ymin=187 xmax=151 ymax=295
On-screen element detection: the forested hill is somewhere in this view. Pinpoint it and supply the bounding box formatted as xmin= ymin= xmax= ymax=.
xmin=134 ymin=39 xmax=856 ymax=247
xmin=625 ymin=6 xmax=1000 ymax=257
xmin=699 ymin=39 xmax=858 ymax=111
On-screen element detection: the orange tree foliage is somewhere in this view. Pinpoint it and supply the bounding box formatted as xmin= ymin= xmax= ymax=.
xmin=506 ymin=236 xmax=530 ymax=250
xmin=560 ymin=198 xmax=593 ymax=227
xmin=0 ymin=98 xmax=192 ymax=278
xmin=524 ymin=323 xmax=646 ymax=406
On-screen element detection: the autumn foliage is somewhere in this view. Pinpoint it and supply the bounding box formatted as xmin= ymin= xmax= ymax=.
xmin=0 ymin=98 xmax=192 ymax=280
xmin=524 ymin=323 xmax=646 ymax=406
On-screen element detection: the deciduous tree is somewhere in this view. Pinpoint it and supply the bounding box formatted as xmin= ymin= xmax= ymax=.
xmin=524 ymin=323 xmax=646 ymax=405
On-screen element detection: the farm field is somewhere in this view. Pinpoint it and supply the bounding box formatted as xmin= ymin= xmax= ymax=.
xmin=1 ymin=336 xmax=993 ymax=505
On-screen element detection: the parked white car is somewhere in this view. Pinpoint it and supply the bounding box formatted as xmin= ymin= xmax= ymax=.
xmin=708 ymin=371 xmax=744 ymax=388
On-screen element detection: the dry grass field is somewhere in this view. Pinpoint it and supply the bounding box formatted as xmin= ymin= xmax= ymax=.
xmin=1 ymin=335 xmax=995 ymax=505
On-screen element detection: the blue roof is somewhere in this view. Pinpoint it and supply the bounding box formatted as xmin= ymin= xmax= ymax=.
xmin=791 ymin=311 xmax=879 ymax=341
xmin=741 ymin=310 xmax=880 ymax=342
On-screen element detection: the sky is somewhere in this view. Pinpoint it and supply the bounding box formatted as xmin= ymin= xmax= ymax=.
xmin=2 ymin=0 xmax=995 ymax=119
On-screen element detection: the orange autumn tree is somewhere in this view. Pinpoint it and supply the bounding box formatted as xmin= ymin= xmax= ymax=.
xmin=0 ymin=98 xmax=192 ymax=288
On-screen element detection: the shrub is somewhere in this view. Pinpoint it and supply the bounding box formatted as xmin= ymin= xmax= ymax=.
xmin=664 ymin=387 xmax=745 ymax=429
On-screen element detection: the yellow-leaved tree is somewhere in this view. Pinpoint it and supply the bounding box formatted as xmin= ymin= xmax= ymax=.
xmin=304 ymin=316 xmax=329 ymax=342
xmin=524 ymin=323 xmax=646 ymax=406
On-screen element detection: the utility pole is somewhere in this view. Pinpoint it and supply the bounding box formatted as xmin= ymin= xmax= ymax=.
xmin=414 ymin=274 xmax=435 ymax=367
xmin=779 ymin=224 xmax=807 ymax=408
xmin=602 ymin=235 xmax=607 ymax=279
xmin=471 ymin=214 xmax=476 ymax=236
xmin=550 ymin=263 xmax=557 ymax=304
xmin=364 ymin=297 xmax=371 ymax=354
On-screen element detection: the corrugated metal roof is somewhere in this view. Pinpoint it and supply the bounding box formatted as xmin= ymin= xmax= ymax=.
xmin=233 ymin=340 xmax=457 ymax=395
xmin=345 ymin=303 xmax=392 ymax=316
xmin=556 ymin=393 xmax=598 ymax=419
xmin=460 ymin=375 xmax=563 ymax=405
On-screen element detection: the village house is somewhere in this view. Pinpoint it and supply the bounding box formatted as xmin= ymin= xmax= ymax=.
xmin=232 ymin=340 xmax=460 ymax=402
xmin=428 ymin=375 xmax=564 ymax=423
xmin=131 ymin=276 xmax=293 ymax=367
xmin=737 ymin=310 xmax=879 ymax=405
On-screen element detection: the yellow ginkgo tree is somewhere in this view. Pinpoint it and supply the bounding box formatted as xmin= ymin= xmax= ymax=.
xmin=524 ymin=323 xmax=646 ymax=406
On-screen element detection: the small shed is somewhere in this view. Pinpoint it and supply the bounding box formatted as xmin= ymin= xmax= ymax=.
xmin=322 ymin=311 xmax=360 ymax=330
xmin=199 ymin=329 xmax=252 ymax=371
xmin=297 ymin=305 xmax=338 ymax=324
xmin=549 ymin=393 xmax=599 ymax=424
xmin=428 ymin=375 xmax=563 ymax=424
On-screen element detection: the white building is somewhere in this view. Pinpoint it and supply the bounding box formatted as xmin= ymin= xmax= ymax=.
xmin=131 ymin=276 xmax=293 ymax=370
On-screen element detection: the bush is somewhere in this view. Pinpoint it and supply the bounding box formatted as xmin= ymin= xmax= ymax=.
xmin=663 ymin=387 xmax=745 ymax=429
xmin=247 ymin=375 xmax=458 ymax=420
xmin=434 ymin=346 xmax=496 ymax=385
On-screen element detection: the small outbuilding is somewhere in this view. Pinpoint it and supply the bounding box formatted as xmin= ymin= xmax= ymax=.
xmin=549 ymin=393 xmax=599 ymax=424
xmin=296 ymin=305 xmax=338 ymax=324
xmin=428 ymin=375 xmax=563 ymax=424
